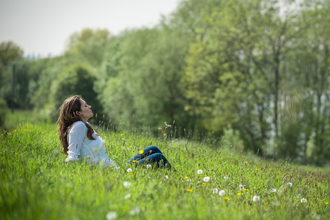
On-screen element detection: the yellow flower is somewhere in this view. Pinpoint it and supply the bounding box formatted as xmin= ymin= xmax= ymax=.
xmin=237 ymin=193 xmax=243 ymax=195
xmin=315 ymin=198 xmax=319 ymax=200
xmin=19 ymin=123 xmax=21 ymax=126
xmin=186 ymin=189 xmax=193 ymax=192
xmin=15 ymin=152 xmax=18 ymax=155
xmin=256 ymin=168 xmax=258 ymax=171
xmin=120 ymin=134 xmax=123 ymax=136
xmin=14 ymin=130 xmax=17 ymax=132
xmin=130 ymin=146 xmax=132 ymax=148
xmin=297 ymin=204 xmax=299 ymax=207
xmin=185 ymin=176 xmax=189 ymax=179
xmin=326 ymin=202 xmax=329 ymax=205
xmin=245 ymin=161 xmax=248 ymax=163
xmin=243 ymin=189 xmax=249 ymax=191
xmin=139 ymin=150 xmax=144 ymax=154
xmin=224 ymin=197 xmax=230 ymax=201
xmin=132 ymin=160 xmax=138 ymax=163
xmin=214 ymin=207 xmax=218 ymax=209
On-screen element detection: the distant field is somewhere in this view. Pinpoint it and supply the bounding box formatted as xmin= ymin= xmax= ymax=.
xmin=1 ymin=119 xmax=329 ymax=220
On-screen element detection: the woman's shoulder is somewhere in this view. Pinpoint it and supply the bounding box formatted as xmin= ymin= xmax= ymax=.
xmin=71 ymin=121 xmax=88 ymax=131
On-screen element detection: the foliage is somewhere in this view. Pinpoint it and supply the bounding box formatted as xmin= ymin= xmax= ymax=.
xmin=0 ymin=98 xmax=8 ymax=127
xmin=0 ymin=122 xmax=329 ymax=220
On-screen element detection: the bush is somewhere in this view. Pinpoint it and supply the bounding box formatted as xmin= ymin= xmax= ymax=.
xmin=0 ymin=98 xmax=8 ymax=127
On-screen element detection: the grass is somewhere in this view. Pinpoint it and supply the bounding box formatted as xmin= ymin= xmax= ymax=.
xmin=1 ymin=118 xmax=330 ymax=219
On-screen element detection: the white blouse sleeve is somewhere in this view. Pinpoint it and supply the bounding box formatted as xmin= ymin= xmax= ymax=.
xmin=65 ymin=121 xmax=87 ymax=162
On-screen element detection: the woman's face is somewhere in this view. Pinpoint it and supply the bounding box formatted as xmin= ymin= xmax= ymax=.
xmin=77 ymin=99 xmax=93 ymax=122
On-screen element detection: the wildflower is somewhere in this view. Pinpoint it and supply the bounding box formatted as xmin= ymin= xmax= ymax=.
xmin=243 ymin=189 xmax=249 ymax=192
xmin=219 ymin=190 xmax=225 ymax=196
xmin=215 ymin=206 xmax=218 ymax=209
xmin=213 ymin=188 xmax=218 ymax=194
xmin=129 ymin=207 xmax=140 ymax=215
xmin=326 ymin=202 xmax=329 ymax=205
xmin=315 ymin=198 xmax=318 ymax=201
xmin=120 ymin=134 xmax=123 ymax=136
xmin=14 ymin=130 xmax=17 ymax=132
xmin=164 ymin=175 xmax=168 ymax=180
xmin=19 ymin=123 xmax=21 ymax=126
xmin=106 ymin=211 xmax=118 ymax=220
xmin=123 ymin=181 xmax=131 ymax=188
xmin=146 ymin=164 xmax=151 ymax=168
xmin=187 ymin=189 xmax=193 ymax=192
xmin=245 ymin=161 xmax=248 ymax=163
xmin=130 ymin=146 xmax=132 ymax=148
xmin=127 ymin=168 xmax=132 ymax=173
xmin=15 ymin=152 xmax=18 ymax=155
xmin=253 ymin=196 xmax=260 ymax=202
xmin=255 ymin=168 xmax=258 ymax=171
xmin=185 ymin=176 xmax=189 ymax=179
xmin=186 ymin=179 xmax=191 ymax=182
xmin=287 ymin=182 xmax=293 ymax=187
xmin=224 ymin=197 xmax=230 ymax=200
xmin=203 ymin=176 xmax=210 ymax=182
xmin=124 ymin=194 xmax=131 ymax=199
xmin=239 ymin=185 xmax=244 ymax=190
xmin=132 ymin=160 xmax=138 ymax=163
xmin=197 ymin=169 xmax=203 ymax=174
xmin=237 ymin=193 xmax=243 ymax=195
xmin=139 ymin=150 xmax=144 ymax=154
xmin=224 ymin=175 xmax=228 ymax=179
xmin=301 ymin=198 xmax=307 ymax=203
xmin=297 ymin=194 xmax=302 ymax=198
xmin=270 ymin=188 xmax=276 ymax=193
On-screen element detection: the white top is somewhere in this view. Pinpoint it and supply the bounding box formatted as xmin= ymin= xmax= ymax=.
xmin=65 ymin=121 xmax=117 ymax=168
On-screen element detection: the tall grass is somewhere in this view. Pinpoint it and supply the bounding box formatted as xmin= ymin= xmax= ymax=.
xmin=0 ymin=121 xmax=329 ymax=220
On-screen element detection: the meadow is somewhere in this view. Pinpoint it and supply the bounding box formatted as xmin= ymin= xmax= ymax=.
xmin=0 ymin=115 xmax=329 ymax=220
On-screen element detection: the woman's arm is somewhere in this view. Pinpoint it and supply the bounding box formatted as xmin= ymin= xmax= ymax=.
xmin=65 ymin=121 xmax=87 ymax=162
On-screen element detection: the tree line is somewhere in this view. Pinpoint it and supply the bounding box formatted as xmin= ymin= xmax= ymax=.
xmin=1 ymin=0 xmax=330 ymax=165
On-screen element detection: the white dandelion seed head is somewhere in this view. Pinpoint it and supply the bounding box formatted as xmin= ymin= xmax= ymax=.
xmin=224 ymin=175 xmax=228 ymax=179
xmin=213 ymin=188 xmax=218 ymax=194
xmin=253 ymin=196 xmax=260 ymax=202
xmin=287 ymin=182 xmax=293 ymax=187
xmin=106 ymin=211 xmax=118 ymax=220
xmin=127 ymin=168 xmax=132 ymax=173
xmin=270 ymin=188 xmax=276 ymax=193
xmin=301 ymin=198 xmax=307 ymax=203
xmin=186 ymin=178 xmax=191 ymax=182
xmin=124 ymin=194 xmax=131 ymax=199
xmin=123 ymin=181 xmax=131 ymax=188
xmin=239 ymin=185 xmax=244 ymax=190
xmin=197 ymin=169 xmax=203 ymax=174
xmin=219 ymin=190 xmax=225 ymax=196
xmin=203 ymin=176 xmax=210 ymax=182
xmin=297 ymin=194 xmax=302 ymax=198
xmin=129 ymin=207 xmax=140 ymax=216
xmin=164 ymin=175 xmax=168 ymax=180
xmin=146 ymin=164 xmax=152 ymax=168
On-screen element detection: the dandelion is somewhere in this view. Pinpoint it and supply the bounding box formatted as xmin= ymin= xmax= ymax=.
xmin=203 ymin=176 xmax=210 ymax=182
xmin=326 ymin=202 xmax=329 ymax=205
xmin=213 ymin=188 xmax=218 ymax=194
xmin=132 ymin=160 xmax=138 ymax=163
xmin=224 ymin=197 xmax=230 ymax=200
xmin=237 ymin=193 xmax=243 ymax=195
xmin=19 ymin=123 xmax=21 ymax=126
xmin=14 ymin=130 xmax=17 ymax=132
xmin=187 ymin=189 xmax=193 ymax=192
xmin=124 ymin=194 xmax=131 ymax=199
xmin=127 ymin=168 xmax=132 ymax=173
xmin=219 ymin=190 xmax=225 ymax=196
xmin=253 ymin=196 xmax=260 ymax=202
xmin=315 ymin=198 xmax=318 ymax=201
xmin=243 ymin=189 xmax=249 ymax=192
xmin=245 ymin=161 xmax=248 ymax=163
xmin=287 ymin=182 xmax=293 ymax=187
xmin=224 ymin=175 xmax=228 ymax=179
xmin=255 ymin=168 xmax=258 ymax=171
xmin=139 ymin=150 xmax=144 ymax=154
xmin=164 ymin=175 xmax=168 ymax=180
xmin=129 ymin=207 xmax=140 ymax=216
xmin=106 ymin=211 xmax=118 ymax=220
xmin=301 ymin=198 xmax=307 ymax=203
xmin=15 ymin=152 xmax=18 ymax=155
xmin=123 ymin=181 xmax=131 ymax=188
xmin=130 ymin=146 xmax=132 ymax=148
xmin=120 ymin=134 xmax=123 ymax=136
xmin=146 ymin=164 xmax=152 ymax=168
xmin=197 ymin=169 xmax=203 ymax=174
xmin=239 ymin=185 xmax=244 ymax=190
xmin=186 ymin=179 xmax=191 ymax=182
xmin=214 ymin=206 xmax=218 ymax=209
xmin=270 ymin=188 xmax=277 ymax=193
xmin=185 ymin=176 xmax=189 ymax=179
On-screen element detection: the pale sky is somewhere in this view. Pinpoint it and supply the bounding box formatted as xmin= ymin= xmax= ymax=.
xmin=0 ymin=0 xmax=181 ymax=57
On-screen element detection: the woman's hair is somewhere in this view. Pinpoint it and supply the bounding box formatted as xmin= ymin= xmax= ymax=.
xmin=57 ymin=95 xmax=96 ymax=154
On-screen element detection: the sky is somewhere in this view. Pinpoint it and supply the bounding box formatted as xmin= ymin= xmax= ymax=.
xmin=0 ymin=0 xmax=180 ymax=57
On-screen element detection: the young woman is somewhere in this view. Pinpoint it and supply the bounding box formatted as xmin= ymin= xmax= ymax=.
xmin=57 ymin=95 xmax=172 ymax=169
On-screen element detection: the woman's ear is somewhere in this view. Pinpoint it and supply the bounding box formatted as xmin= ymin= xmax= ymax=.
xmin=75 ymin=111 xmax=80 ymax=116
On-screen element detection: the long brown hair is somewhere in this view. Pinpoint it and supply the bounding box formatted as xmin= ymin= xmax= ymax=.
xmin=57 ymin=95 xmax=96 ymax=154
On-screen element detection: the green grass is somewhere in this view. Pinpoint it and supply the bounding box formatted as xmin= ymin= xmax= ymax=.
xmin=1 ymin=121 xmax=330 ymax=220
